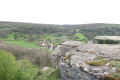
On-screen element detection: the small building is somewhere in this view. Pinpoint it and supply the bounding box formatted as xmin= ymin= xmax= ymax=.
xmin=37 ymin=42 xmax=45 ymax=46
xmin=94 ymin=36 xmax=120 ymax=44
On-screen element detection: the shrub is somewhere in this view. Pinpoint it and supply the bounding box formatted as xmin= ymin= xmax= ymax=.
xmin=0 ymin=50 xmax=40 ymax=80
xmin=47 ymin=69 xmax=61 ymax=80
xmin=37 ymin=68 xmax=61 ymax=80
xmin=0 ymin=50 xmax=18 ymax=80
xmin=16 ymin=60 xmax=39 ymax=80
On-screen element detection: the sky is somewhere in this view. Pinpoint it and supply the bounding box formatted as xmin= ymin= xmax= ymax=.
xmin=0 ymin=0 xmax=120 ymax=24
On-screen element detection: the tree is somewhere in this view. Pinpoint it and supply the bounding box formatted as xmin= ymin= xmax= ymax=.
xmin=0 ymin=50 xmax=18 ymax=80
xmin=0 ymin=50 xmax=39 ymax=80
xmin=16 ymin=60 xmax=39 ymax=80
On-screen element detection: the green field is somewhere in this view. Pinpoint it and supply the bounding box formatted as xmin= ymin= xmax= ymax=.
xmin=74 ymin=33 xmax=88 ymax=40
xmin=5 ymin=40 xmax=40 ymax=48
xmin=0 ymin=32 xmax=88 ymax=48
xmin=0 ymin=28 xmax=11 ymax=30
xmin=0 ymin=33 xmax=63 ymax=48
xmin=0 ymin=33 xmax=40 ymax=48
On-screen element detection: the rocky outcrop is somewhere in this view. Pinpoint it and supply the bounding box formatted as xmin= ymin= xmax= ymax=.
xmin=51 ymin=40 xmax=120 ymax=80
xmin=51 ymin=41 xmax=82 ymax=68
xmin=94 ymin=36 xmax=120 ymax=44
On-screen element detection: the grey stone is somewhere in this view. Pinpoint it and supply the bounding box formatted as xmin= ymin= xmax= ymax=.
xmin=94 ymin=36 xmax=120 ymax=44
xmin=51 ymin=40 xmax=120 ymax=80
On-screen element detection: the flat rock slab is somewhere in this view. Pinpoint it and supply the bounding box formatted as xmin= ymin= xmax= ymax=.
xmin=62 ymin=41 xmax=82 ymax=47
xmin=52 ymin=40 xmax=120 ymax=80
xmin=77 ymin=44 xmax=120 ymax=59
xmin=94 ymin=36 xmax=120 ymax=41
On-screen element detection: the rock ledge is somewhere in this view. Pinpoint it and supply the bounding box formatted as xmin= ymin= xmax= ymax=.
xmin=51 ymin=40 xmax=120 ymax=80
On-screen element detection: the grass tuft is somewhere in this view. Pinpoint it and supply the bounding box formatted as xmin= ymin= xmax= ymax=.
xmin=86 ymin=56 xmax=108 ymax=66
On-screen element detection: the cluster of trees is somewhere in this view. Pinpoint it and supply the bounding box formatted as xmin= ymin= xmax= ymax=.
xmin=0 ymin=22 xmax=78 ymax=39
xmin=0 ymin=48 xmax=61 ymax=80
xmin=0 ymin=30 xmax=11 ymax=38
xmin=80 ymin=27 xmax=120 ymax=40
xmin=0 ymin=21 xmax=120 ymax=41
xmin=61 ymin=23 xmax=120 ymax=40
xmin=0 ymin=42 xmax=52 ymax=68
xmin=0 ymin=50 xmax=39 ymax=80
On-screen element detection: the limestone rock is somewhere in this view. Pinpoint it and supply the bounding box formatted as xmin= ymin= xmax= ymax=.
xmin=94 ymin=36 xmax=120 ymax=44
xmin=41 ymin=66 xmax=50 ymax=72
xmin=62 ymin=41 xmax=82 ymax=48
xmin=51 ymin=41 xmax=82 ymax=68
xmin=51 ymin=40 xmax=120 ymax=80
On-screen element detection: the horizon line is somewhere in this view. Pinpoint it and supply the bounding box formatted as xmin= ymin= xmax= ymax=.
xmin=0 ymin=21 xmax=120 ymax=25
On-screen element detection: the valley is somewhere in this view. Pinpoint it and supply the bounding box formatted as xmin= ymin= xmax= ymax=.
xmin=0 ymin=22 xmax=120 ymax=80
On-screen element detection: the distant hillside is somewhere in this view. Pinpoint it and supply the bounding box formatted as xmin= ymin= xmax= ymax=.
xmin=0 ymin=21 xmax=118 ymax=28
xmin=0 ymin=21 xmax=120 ymax=40
xmin=1 ymin=21 xmax=120 ymax=80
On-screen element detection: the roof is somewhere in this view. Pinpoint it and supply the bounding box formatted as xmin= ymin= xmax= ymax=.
xmin=37 ymin=42 xmax=45 ymax=45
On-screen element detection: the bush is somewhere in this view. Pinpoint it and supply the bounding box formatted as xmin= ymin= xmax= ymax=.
xmin=0 ymin=50 xmax=18 ymax=80
xmin=37 ymin=68 xmax=61 ymax=80
xmin=0 ymin=50 xmax=40 ymax=80
xmin=16 ymin=60 xmax=39 ymax=80
xmin=47 ymin=69 xmax=61 ymax=80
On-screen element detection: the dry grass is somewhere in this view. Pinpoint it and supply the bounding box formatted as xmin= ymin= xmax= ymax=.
xmin=86 ymin=56 xmax=108 ymax=66
xmin=88 ymin=60 xmax=108 ymax=66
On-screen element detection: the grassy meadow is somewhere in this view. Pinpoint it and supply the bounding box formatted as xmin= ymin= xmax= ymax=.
xmin=5 ymin=40 xmax=40 ymax=48
xmin=0 ymin=31 xmax=88 ymax=48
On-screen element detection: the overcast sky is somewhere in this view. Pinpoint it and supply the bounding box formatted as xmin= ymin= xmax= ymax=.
xmin=0 ymin=0 xmax=120 ymax=24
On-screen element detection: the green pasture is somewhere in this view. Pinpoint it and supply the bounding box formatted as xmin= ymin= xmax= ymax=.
xmin=74 ymin=33 xmax=88 ymax=40
xmin=5 ymin=40 xmax=40 ymax=48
